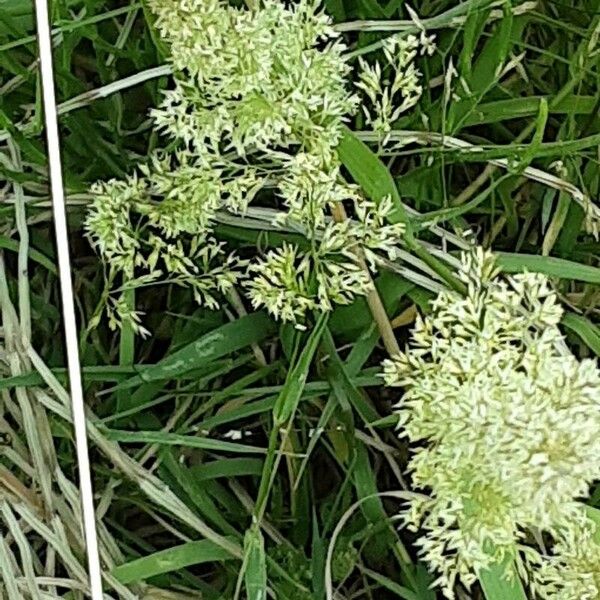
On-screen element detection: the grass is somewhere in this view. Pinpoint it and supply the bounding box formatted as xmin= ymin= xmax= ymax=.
xmin=0 ymin=0 xmax=599 ymax=598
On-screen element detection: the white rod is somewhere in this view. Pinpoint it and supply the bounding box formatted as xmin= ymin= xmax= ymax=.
xmin=33 ymin=1 xmax=104 ymax=598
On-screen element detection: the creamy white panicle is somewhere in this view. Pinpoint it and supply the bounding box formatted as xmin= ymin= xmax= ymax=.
xmin=382 ymin=248 xmax=600 ymax=598
xmin=86 ymin=0 xmax=424 ymax=328
xmin=530 ymin=516 xmax=600 ymax=600
xmin=357 ymin=32 xmax=434 ymax=142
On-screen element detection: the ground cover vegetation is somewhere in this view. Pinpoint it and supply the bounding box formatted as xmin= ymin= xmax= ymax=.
xmin=1 ymin=0 xmax=600 ymax=598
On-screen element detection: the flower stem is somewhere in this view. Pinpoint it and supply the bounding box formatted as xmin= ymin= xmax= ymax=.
xmin=331 ymin=203 xmax=401 ymax=356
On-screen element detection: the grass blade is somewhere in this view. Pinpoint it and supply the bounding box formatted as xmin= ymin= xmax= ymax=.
xmin=497 ymin=253 xmax=600 ymax=284
xmin=243 ymin=525 xmax=267 ymax=600
xmin=104 ymin=429 xmax=267 ymax=454
xmin=562 ymin=313 xmax=600 ymax=356
xmin=338 ymin=128 xmax=465 ymax=292
xmin=255 ymin=312 xmax=329 ymax=521
xmin=337 ymin=127 xmax=407 ymax=223
xmin=479 ymin=557 xmax=527 ymax=600
xmin=273 ymin=312 xmax=329 ymax=425
xmin=111 ymin=312 xmax=275 ymax=391
xmin=113 ymin=539 xmax=233 ymax=584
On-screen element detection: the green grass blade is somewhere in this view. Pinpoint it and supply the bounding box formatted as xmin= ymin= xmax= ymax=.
xmin=158 ymin=450 xmax=240 ymax=538
xmin=338 ymin=128 xmax=465 ymax=292
xmin=337 ymin=127 xmax=407 ymax=223
xmin=562 ymin=313 xmax=600 ymax=356
xmin=243 ymin=525 xmax=267 ymax=600
xmin=497 ymin=253 xmax=600 ymax=284
xmin=0 ymin=235 xmax=57 ymax=273
xmin=273 ymin=312 xmax=329 ymax=425
xmin=112 ymin=539 xmax=233 ymax=584
xmin=188 ymin=458 xmax=264 ymax=481
xmin=255 ymin=312 xmax=329 ymax=520
xmin=464 ymin=95 xmax=596 ymax=126
xmin=103 ymin=429 xmax=267 ymax=454
xmin=361 ymin=566 xmax=420 ymax=600
xmin=479 ymin=557 xmax=527 ymax=600
xmin=111 ymin=312 xmax=276 ymax=390
xmin=117 ymin=287 xmax=135 ymax=412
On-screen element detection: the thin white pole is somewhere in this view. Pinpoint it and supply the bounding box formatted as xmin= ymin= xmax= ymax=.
xmin=33 ymin=1 xmax=104 ymax=598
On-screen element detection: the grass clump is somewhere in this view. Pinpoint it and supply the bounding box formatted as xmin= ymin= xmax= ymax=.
xmin=0 ymin=0 xmax=600 ymax=599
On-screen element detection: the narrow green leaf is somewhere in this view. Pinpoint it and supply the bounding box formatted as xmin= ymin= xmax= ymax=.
xmin=338 ymin=129 xmax=465 ymax=293
xmin=0 ymin=365 xmax=154 ymax=391
xmin=273 ymin=312 xmax=329 ymax=425
xmin=542 ymin=192 xmax=570 ymax=256
xmin=244 ymin=525 xmax=267 ymax=600
xmin=497 ymin=253 xmax=600 ymax=284
xmin=459 ymin=6 xmax=489 ymax=79
xmin=311 ymin=514 xmax=326 ymax=598
xmin=188 ymin=458 xmax=264 ymax=481
xmin=0 ymin=235 xmax=57 ymax=273
xmin=556 ymin=203 xmax=586 ymax=256
xmin=112 ymin=312 xmax=275 ymax=390
xmin=104 ymin=429 xmax=266 ymax=454
xmin=337 ymin=127 xmax=407 ymax=223
xmin=479 ymin=557 xmax=527 ymax=600
xmin=469 ymin=6 xmax=515 ymax=94
xmin=255 ymin=313 xmax=329 ymax=520
xmin=562 ymin=313 xmax=600 ymax=356
xmin=199 ymin=396 xmax=278 ymax=431
xmin=352 ymin=444 xmax=390 ymax=560
xmin=322 ymin=329 xmax=378 ymax=424
xmin=197 ymin=373 xmax=383 ymax=431
xmin=449 ymin=3 xmax=514 ymax=131
xmin=117 ymin=287 xmax=136 ymax=412
xmin=361 ymin=567 xmax=419 ymax=600
xmin=464 ymin=96 xmax=596 ymax=126
xmin=112 ymin=539 xmax=233 ymax=584
xmin=521 ymin=97 xmax=549 ymax=169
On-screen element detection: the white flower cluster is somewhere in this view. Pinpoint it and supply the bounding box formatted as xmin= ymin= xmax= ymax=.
xmin=357 ymin=32 xmax=434 ymax=140
xmin=382 ymin=248 xmax=600 ymax=598
xmin=530 ymin=516 xmax=600 ymax=600
xmin=85 ymin=153 xmax=249 ymax=333
xmin=149 ymin=0 xmax=356 ymax=161
xmin=249 ymin=192 xmax=405 ymax=321
xmin=86 ymin=0 xmax=417 ymax=327
xmin=245 ymin=243 xmax=369 ymax=322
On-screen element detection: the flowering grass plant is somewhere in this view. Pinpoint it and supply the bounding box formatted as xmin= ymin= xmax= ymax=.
xmin=85 ymin=0 xmax=426 ymax=329
xmin=1 ymin=0 xmax=600 ymax=599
